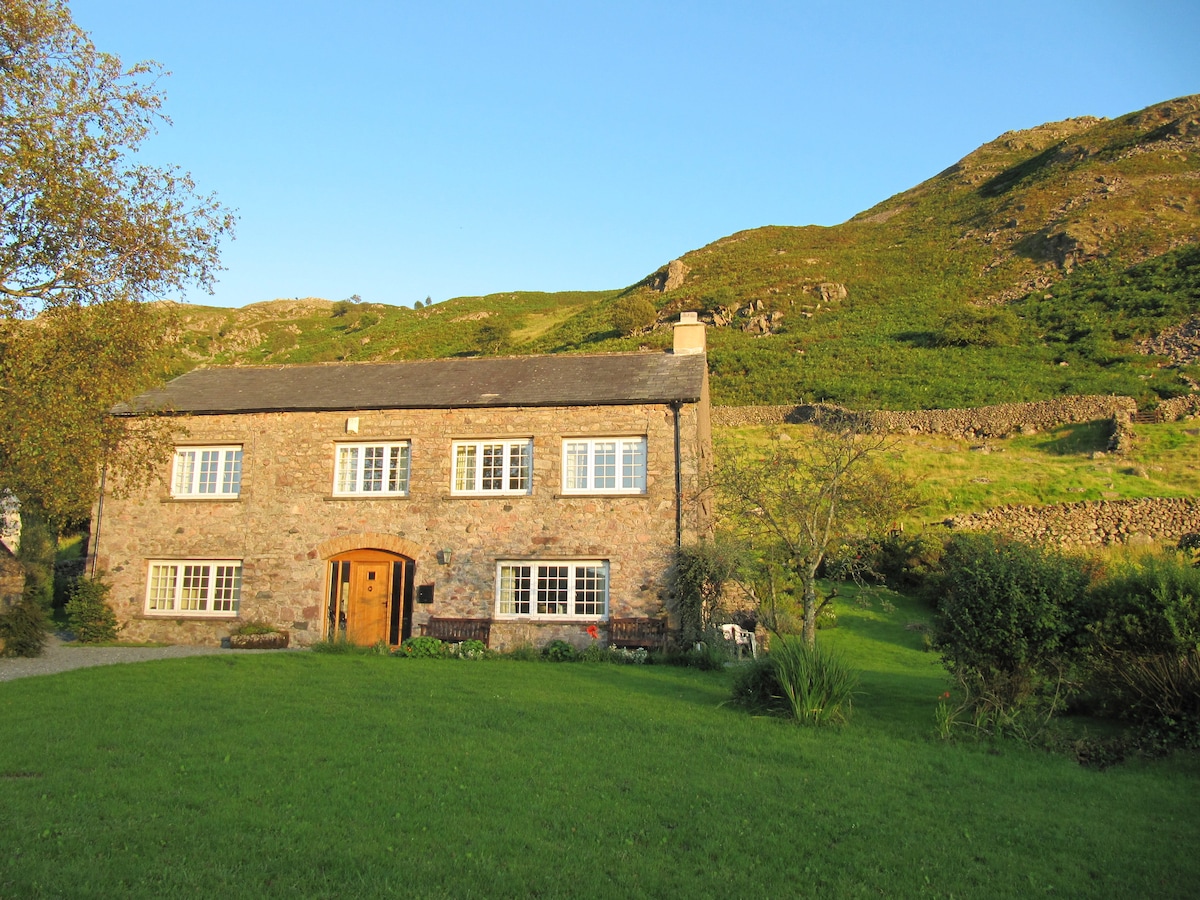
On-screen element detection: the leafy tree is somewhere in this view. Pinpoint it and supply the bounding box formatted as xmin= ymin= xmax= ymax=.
xmin=475 ymin=320 xmax=513 ymax=355
xmin=0 ymin=0 xmax=231 ymax=523
xmin=611 ymin=295 xmax=657 ymax=336
xmin=716 ymin=419 xmax=910 ymax=645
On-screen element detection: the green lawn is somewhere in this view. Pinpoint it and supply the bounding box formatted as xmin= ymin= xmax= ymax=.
xmin=1 ymin=596 xmax=1197 ymax=898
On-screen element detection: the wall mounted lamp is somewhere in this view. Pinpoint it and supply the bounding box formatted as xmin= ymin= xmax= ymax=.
xmin=437 ymin=549 xmax=453 ymax=565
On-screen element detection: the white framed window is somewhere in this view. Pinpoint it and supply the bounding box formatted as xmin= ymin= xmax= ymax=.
xmin=452 ymin=439 xmax=532 ymax=495
xmin=562 ymin=437 xmax=646 ymax=494
xmin=334 ymin=441 xmax=410 ymax=496
xmin=172 ymin=446 xmax=242 ymax=498
xmin=145 ymin=560 xmax=242 ymax=617
xmin=495 ymin=560 xmax=609 ymax=619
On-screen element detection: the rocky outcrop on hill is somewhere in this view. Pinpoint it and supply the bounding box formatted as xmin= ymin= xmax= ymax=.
xmin=1139 ymin=314 xmax=1200 ymax=366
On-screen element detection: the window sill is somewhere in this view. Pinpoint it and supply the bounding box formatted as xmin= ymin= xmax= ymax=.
xmin=444 ymin=493 xmax=533 ymax=500
xmin=324 ymin=494 xmax=410 ymax=501
xmin=137 ymin=613 xmax=238 ymax=621
xmin=162 ymin=496 xmax=242 ymax=503
xmin=554 ymin=492 xmax=647 ymax=499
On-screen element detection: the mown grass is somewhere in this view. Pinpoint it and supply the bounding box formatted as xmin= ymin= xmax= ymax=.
xmin=716 ymin=420 xmax=1200 ymax=524
xmin=1 ymin=591 xmax=1197 ymax=898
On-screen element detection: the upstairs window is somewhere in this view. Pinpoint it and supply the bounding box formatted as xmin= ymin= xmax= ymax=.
xmin=452 ymin=439 xmax=532 ymax=495
xmin=145 ymin=560 xmax=241 ymax=617
xmin=495 ymin=561 xmax=609 ymax=619
xmin=562 ymin=437 xmax=646 ymax=494
xmin=172 ymin=446 xmax=242 ymax=498
xmin=334 ymin=442 xmax=411 ymax=496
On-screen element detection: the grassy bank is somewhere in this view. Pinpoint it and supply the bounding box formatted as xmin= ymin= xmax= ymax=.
xmin=1 ymin=593 xmax=1196 ymax=898
xmin=716 ymin=419 xmax=1200 ymax=525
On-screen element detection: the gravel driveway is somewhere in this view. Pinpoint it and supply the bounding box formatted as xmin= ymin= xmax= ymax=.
xmin=0 ymin=634 xmax=294 ymax=682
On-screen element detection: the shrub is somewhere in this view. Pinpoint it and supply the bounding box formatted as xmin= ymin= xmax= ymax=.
xmin=729 ymin=657 xmax=788 ymax=715
xmin=399 ymin=636 xmax=447 ymax=658
xmin=769 ymin=636 xmax=859 ymax=725
xmin=1083 ymin=551 xmax=1200 ymax=658
xmin=64 ymin=577 xmax=119 ymax=644
xmin=456 ymin=639 xmax=488 ymax=659
xmin=932 ymin=533 xmax=1090 ymax=731
xmin=878 ymin=530 xmax=947 ymax=592
xmin=542 ymin=640 xmax=578 ymax=662
xmin=1078 ymin=552 xmax=1200 ymax=746
xmin=672 ymin=541 xmax=739 ymax=646
xmin=611 ymin=295 xmax=657 ymax=336
xmin=504 ymin=643 xmax=540 ymax=662
xmin=0 ymin=598 xmax=50 ymax=657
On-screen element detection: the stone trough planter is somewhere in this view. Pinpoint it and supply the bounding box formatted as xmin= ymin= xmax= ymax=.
xmin=228 ymin=630 xmax=289 ymax=650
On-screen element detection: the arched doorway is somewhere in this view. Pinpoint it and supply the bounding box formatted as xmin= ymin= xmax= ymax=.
xmin=326 ymin=549 xmax=414 ymax=646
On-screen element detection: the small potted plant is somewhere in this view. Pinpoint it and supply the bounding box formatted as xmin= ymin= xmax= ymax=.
xmin=229 ymin=620 xmax=289 ymax=650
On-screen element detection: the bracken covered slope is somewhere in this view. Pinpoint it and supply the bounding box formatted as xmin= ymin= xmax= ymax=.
xmin=165 ymin=96 xmax=1200 ymax=410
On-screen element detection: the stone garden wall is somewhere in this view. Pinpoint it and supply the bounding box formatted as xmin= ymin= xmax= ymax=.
xmin=712 ymin=395 xmax=1142 ymax=436
xmin=947 ymin=497 xmax=1200 ymax=549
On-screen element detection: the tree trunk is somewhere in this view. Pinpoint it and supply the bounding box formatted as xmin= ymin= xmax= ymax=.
xmin=801 ymin=576 xmax=817 ymax=647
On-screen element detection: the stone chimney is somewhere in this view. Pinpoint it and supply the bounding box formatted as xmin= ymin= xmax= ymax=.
xmin=672 ymin=311 xmax=706 ymax=355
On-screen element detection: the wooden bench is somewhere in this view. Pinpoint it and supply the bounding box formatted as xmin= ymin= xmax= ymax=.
xmin=418 ymin=617 xmax=492 ymax=646
xmin=608 ymin=617 xmax=668 ymax=650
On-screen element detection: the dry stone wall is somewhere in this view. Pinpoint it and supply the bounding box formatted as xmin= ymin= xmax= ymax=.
xmin=712 ymin=395 xmax=1141 ymax=436
xmin=947 ymin=497 xmax=1200 ymax=549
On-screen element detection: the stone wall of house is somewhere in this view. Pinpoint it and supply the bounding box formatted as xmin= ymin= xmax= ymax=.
xmin=712 ymin=395 xmax=1143 ymax=436
xmin=93 ymin=400 xmax=709 ymax=647
xmin=947 ymin=497 xmax=1200 ymax=548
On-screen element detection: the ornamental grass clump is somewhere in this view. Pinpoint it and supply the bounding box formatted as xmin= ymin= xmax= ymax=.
xmin=766 ymin=635 xmax=860 ymax=725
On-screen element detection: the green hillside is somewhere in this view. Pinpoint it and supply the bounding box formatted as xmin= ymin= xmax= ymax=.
xmin=165 ymin=95 xmax=1200 ymax=410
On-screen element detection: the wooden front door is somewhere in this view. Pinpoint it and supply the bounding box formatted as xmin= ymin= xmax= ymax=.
xmin=346 ymin=559 xmax=391 ymax=645
xmin=329 ymin=550 xmax=409 ymax=646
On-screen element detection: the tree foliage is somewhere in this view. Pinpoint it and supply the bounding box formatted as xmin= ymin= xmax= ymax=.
xmin=0 ymin=0 xmax=233 ymax=316
xmin=0 ymin=0 xmax=230 ymax=522
xmin=611 ymin=295 xmax=657 ymax=337
xmin=716 ymin=419 xmax=910 ymax=645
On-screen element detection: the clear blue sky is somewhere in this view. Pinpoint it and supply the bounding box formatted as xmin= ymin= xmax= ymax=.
xmin=73 ymin=0 xmax=1199 ymax=309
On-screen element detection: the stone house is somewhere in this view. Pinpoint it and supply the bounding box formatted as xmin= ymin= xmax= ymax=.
xmin=91 ymin=314 xmax=711 ymax=649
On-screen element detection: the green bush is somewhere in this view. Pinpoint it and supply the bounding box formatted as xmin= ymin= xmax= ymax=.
xmin=932 ymin=533 xmax=1091 ymax=728
xmin=1078 ymin=552 xmax=1200 ymax=745
xmin=542 ymin=640 xmax=578 ymax=662
xmin=0 ymin=598 xmax=50 ymax=658
xmin=399 ymin=636 xmax=447 ymax=658
xmin=64 ymin=577 xmax=119 ymax=644
xmin=769 ymin=636 xmax=859 ymax=726
xmin=611 ymin=295 xmax=657 ymax=336
xmin=729 ymin=657 xmax=789 ymax=715
xmin=456 ymin=639 xmax=488 ymax=659
xmin=1083 ymin=552 xmax=1200 ymax=657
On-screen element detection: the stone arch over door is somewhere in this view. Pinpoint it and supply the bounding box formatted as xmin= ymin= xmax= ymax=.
xmin=316 ymin=532 xmax=425 ymax=561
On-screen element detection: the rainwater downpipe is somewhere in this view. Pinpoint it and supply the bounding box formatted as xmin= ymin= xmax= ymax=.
xmin=90 ymin=464 xmax=107 ymax=578
xmin=671 ymin=400 xmax=683 ymax=548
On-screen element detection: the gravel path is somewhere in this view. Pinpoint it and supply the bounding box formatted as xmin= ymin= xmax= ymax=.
xmin=0 ymin=634 xmax=295 ymax=682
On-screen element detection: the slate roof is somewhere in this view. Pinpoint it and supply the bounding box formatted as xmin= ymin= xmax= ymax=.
xmin=113 ymin=352 xmax=708 ymax=416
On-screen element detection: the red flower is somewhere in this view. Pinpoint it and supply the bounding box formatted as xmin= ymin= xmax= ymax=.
xmin=587 ymin=624 xmax=600 ymax=640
